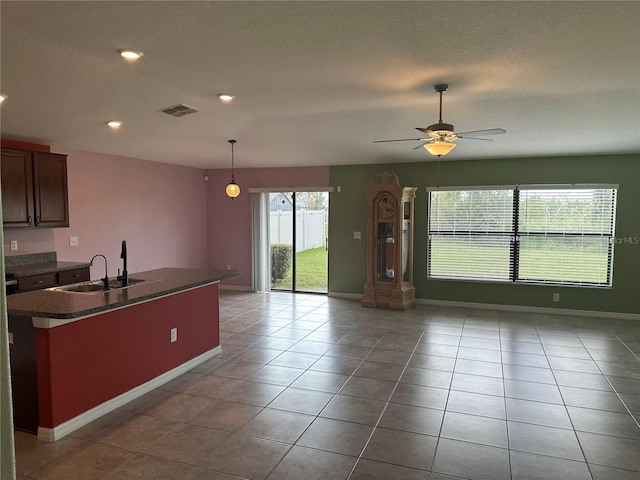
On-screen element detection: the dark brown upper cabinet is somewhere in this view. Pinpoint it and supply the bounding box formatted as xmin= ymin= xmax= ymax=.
xmin=1 ymin=148 xmax=69 ymax=228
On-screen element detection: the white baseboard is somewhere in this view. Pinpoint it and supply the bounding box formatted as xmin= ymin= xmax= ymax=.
xmin=37 ymin=345 xmax=222 ymax=442
xmin=328 ymin=292 xmax=639 ymax=321
xmin=418 ymin=298 xmax=640 ymax=321
xmin=220 ymin=285 xmax=252 ymax=291
xmin=328 ymin=292 xmax=361 ymax=300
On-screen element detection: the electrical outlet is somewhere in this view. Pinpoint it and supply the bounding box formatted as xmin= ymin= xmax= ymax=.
xmin=226 ymin=264 xmax=231 ymax=270
xmin=354 ymin=231 xmax=361 ymax=240
xmin=10 ymin=240 xmax=18 ymax=251
xmin=170 ymin=328 xmax=177 ymax=343
xmin=69 ymin=236 xmax=79 ymax=247
xmin=553 ymin=293 xmax=560 ymax=303
xmin=8 ymin=332 xmax=13 ymax=345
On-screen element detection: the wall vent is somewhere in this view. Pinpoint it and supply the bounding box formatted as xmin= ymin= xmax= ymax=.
xmin=159 ymin=104 xmax=200 ymax=117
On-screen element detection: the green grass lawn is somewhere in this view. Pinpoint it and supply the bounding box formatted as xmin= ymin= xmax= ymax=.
xmin=273 ymin=239 xmax=608 ymax=292
xmin=272 ymin=246 xmax=328 ymax=291
xmin=430 ymin=241 xmax=609 ymax=283
xmin=519 ymin=249 xmax=608 ymax=283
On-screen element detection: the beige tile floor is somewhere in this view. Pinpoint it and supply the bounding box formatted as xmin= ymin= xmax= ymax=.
xmin=13 ymin=290 xmax=640 ymax=480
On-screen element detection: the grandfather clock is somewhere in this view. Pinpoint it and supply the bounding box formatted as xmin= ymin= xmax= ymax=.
xmin=362 ymin=172 xmax=417 ymax=310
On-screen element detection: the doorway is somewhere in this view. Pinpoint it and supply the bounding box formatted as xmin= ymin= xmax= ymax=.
xmin=252 ymin=190 xmax=329 ymax=293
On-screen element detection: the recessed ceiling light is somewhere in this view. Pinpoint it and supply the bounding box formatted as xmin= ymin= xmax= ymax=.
xmin=218 ymin=93 xmax=235 ymax=102
xmin=106 ymin=120 xmax=122 ymax=128
xmin=117 ymin=49 xmax=143 ymax=60
xmin=0 ymin=94 xmax=7 ymax=103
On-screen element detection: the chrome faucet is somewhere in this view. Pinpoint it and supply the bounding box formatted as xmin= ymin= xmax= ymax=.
xmin=116 ymin=240 xmax=128 ymax=287
xmin=90 ymin=254 xmax=109 ymax=290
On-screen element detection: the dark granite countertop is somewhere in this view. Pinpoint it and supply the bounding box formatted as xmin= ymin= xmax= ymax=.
xmin=6 ymin=261 xmax=91 ymax=277
xmin=7 ymin=267 xmax=240 ymax=320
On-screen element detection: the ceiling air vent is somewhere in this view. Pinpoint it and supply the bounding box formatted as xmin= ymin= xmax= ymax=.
xmin=159 ymin=104 xmax=200 ymax=118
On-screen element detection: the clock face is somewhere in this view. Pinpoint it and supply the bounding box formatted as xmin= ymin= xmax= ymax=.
xmin=378 ymin=198 xmax=395 ymax=219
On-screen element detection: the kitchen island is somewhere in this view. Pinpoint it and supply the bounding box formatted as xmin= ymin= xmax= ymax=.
xmin=7 ymin=267 xmax=239 ymax=441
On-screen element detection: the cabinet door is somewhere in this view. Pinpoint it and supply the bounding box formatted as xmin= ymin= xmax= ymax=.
xmin=1 ymin=149 xmax=34 ymax=227
xmin=58 ymin=267 xmax=90 ymax=285
xmin=33 ymin=152 xmax=69 ymax=227
xmin=8 ymin=315 xmax=39 ymax=434
xmin=17 ymin=272 xmax=58 ymax=292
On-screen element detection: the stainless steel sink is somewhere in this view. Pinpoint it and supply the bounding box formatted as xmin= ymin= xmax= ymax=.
xmin=52 ymin=277 xmax=155 ymax=294
xmin=107 ymin=277 xmax=147 ymax=289
xmin=62 ymin=283 xmax=106 ymax=293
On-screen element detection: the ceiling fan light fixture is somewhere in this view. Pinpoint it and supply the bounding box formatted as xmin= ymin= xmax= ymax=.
xmin=374 ymin=83 xmax=506 ymax=153
xmin=424 ymin=141 xmax=456 ymax=157
xmin=427 ymin=123 xmax=455 ymax=135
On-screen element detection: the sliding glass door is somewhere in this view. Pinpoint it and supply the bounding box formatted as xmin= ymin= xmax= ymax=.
xmin=269 ymin=191 xmax=328 ymax=293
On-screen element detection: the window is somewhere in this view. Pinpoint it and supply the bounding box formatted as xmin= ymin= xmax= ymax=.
xmin=427 ymin=185 xmax=617 ymax=286
xmin=428 ymin=188 xmax=514 ymax=281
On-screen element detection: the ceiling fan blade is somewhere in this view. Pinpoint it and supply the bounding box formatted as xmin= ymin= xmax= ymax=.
xmin=373 ymin=138 xmax=428 ymax=143
xmin=456 ymin=136 xmax=493 ymax=141
xmin=454 ymin=128 xmax=506 ymax=137
xmin=415 ymin=127 xmax=430 ymax=135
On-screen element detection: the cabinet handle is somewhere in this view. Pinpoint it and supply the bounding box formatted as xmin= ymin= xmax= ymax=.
xmin=35 ymin=215 xmax=40 ymax=225
xmin=33 ymin=280 xmax=43 ymax=285
xmin=72 ymin=274 xmax=80 ymax=278
xmin=28 ymin=215 xmax=33 ymax=225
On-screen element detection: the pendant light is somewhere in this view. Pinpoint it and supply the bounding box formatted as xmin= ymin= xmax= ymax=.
xmin=225 ymin=139 xmax=240 ymax=198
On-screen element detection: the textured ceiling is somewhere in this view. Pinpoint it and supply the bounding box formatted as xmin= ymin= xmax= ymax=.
xmin=1 ymin=1 xmax=639 ymax=169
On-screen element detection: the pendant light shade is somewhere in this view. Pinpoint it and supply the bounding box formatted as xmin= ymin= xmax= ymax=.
xmin=226 ymin=181 xmax=240 ymax=198
xmin=226 ymin=139 xmax=240 ymax=198
xmin=424 ymin=140 xmax=456 ymax=157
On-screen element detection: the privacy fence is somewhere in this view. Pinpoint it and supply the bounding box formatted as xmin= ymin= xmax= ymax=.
xmin=270 ymin=209 xmax=326 ymax=252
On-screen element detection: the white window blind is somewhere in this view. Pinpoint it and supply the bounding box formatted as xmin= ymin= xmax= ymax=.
xmin=427 ymin=185 xmax=617 ymax=287
xmin=428 ymin=189 xmax=514 ymax=281
xmin=517 ymin=187 xmax=617 ymax=286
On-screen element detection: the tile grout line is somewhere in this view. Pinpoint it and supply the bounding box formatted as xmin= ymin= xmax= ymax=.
xmin=205 ymin=295 xmax=358 ymax=480
xmin=344 ymin=314 xmax=439 ymax=479
xmin=254 ymin=300 xmax=381 ymax=479
xmin=424 ymin=319 xmax=463 ymax=479
xmin=501 ymin=320 xmax=515 ymax=480
xmin=546 ymin=326 xmax=607 ymax=480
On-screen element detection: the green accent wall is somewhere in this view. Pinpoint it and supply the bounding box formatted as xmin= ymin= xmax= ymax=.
xmin=329 ymin=154 xmax=640 ymax=314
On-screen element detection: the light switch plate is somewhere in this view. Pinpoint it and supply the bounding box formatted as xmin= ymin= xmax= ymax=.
xmin=354 ymin=231 xmax=361 ymax=240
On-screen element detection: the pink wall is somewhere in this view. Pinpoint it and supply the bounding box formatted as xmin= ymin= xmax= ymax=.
xmin=205 ymin=166 xmax=330 ymax=288
xmin=2 ymin=146 xmax=329 ymax=286
xmin=3 ymin=148 xmax=208 ymax=279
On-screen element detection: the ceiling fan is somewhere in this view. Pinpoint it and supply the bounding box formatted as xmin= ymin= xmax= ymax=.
xmin=374 ymin=84 xmax=506 ymax=157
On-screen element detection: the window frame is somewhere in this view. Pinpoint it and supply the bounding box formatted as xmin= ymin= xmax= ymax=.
xmin=426 ymin=184 xmax=618 ymax=287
